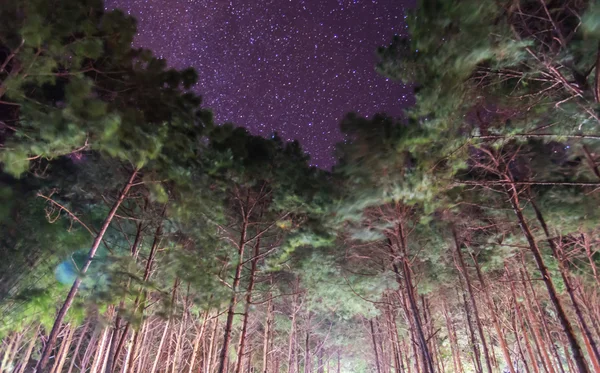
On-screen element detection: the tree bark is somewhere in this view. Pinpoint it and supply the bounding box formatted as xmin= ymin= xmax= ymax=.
xmin=16 ymin=325 xmax=40 ymax=373
xmin=217 ymin=195 xmax=250 ymax=373
xmin=234 ymin=234 xmax=262 ymax=373
xmin=503 ymin=180 xmax=589 ymax=373
xmin=51 ymin=324 xmax=75 ymax=373
xmin=370 ymin=319 xmax=383 ymax=373
xmin=471 ymin=254 xmax=516 ymax=373
xmin=507 ymin=265 xmax=540 ymax=373
xmin=453 ymin=230 xmax=493 ymax=373
xmin=263 ymin=290 xmax=274 ymax=373
xmin=37 ymin=169 xmax=138 ymax=373
xmin=529 ymin=199 xmax=600 ymax=368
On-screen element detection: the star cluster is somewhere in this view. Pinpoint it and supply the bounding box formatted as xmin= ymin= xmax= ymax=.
xmin=105 ymin=0 xmax=414 ymax=167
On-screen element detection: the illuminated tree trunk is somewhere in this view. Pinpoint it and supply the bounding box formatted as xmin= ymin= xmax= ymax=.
xmin=51 ymin=324 xmax=75 ymax=373
xmin=287 ymin=283 xmax=300 ymax=373
xmin=206 ymin=317 xmax=219 ymax=373
xmin=108 ymin=221 xmax=145 ymax=373
xmin=188 ymin=310 xmax=210 ymax=373
xmin=150 ymin=319 xmax=171 ymax=373
xmin=520 ymin=267 xmax=556 ymax=373
xmin=370 ymin=319 xmax=382 ymax=373
xmin=263 ymin=291 xmax=274 ymax=373
xmin=234 ymin=236 xmax=262 ymax=373
xmin=217 ymin=198 xmax=249 ymax=373
xmin=90 ymin=324 xmax=111 ymax=373
xmin=16 ymin=325 xmax=40 ymax=373
xmin=80 ymin=328 xmax=100 ymax=373
xmin=386 ymin=297 xmax=405 ymax=373
xmin=36 ymin=169 xmax=138 ymax=373
xmin=503 ymin=179 xmax=589 ymax=373
xmin=530 ymin=200 xmax=600 ymax=368
xmin=389 ymin=222 xmax=435 ymax=373
xmin=305 ymin=314 xmax=311 ymax=373
xmin=1 ymin=332 xmax=21 ymax=373
xmin=442 ymin=300 xmax=463 ymax=373
xmin=507 ymin=265 xmax=539 ymax=373
xmin=471 ymin=254 xmax=515 ymax=373
xmin=453 ymin=230 xmax=492 ymax=373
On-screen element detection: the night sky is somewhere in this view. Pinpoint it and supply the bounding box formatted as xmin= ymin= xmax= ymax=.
xmin=105 ymin=0 xmax=414 ymax=167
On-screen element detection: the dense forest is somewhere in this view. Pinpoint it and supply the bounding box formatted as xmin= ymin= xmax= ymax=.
xmin=2 ymin=0 xmax=600 ymax=372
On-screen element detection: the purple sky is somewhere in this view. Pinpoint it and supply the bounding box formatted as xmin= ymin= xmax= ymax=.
xmin=105 ymin=0 xmax=414 ymax=167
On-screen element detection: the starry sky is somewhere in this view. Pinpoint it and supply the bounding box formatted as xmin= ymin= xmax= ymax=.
xmin=105 ymin=0 xmax=414 ymax=167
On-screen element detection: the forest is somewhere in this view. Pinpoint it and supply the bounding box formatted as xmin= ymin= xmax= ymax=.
xmin=2 ymin=0 xmax=600 ymax=372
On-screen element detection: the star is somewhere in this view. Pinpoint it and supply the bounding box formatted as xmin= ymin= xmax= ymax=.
xmin=105 ymin=0 xmax=415 ymax=167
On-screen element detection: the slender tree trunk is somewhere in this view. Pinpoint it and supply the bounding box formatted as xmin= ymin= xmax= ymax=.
xmin=67 ymin=320 xmax=90 ymax=373
xmin=386 ymin=297 xmax=404 ymax=373
xmin=398 ymin=288 xmax=420 ymax=373
xmin=90 ymin=325 xmax=111 ymax=373
xmin=471 ymin=254 xmax=516 ymax=373
xmin=119 ymin=332 xmax=134 ymax=373
xmin=453 ymin=230 xmax=492 ymax=373
xmin=263 ymin=291 xmax=274 ymax=373
xmin=217 ymin=199 xmax=250 ymax=373
xmin=305 ymin=314 xmax=311 ymax=373
xmin=37 ymin=169 xmax=138 ymax=372
xmin=235 ymin=235 xmax=262 ymax=373
xmin=80 ymin=327 xmax=100 ymax=373
xmin=507 ymin=265 xmax=539 ymax=373
xmin=51 ymin=324 xmax=75 ymax=373
xmin=150 ymin=320 xmax=171 ymax=373
xmin=442 ymin=300 xmax=463 ymax=373
xmin=107 ymin=221 xmax=145 ymax=373
xmin=530 ymin=199 xmax=600 ymax=368
xmin=188 ymin=310 xmax=210 ymax=373
xmin=460 ymin=286 xmax=482 ymax=373
xmin=390 ymin=223 xmax=435 ymax=373
xmin=520 ymin=266 xmax=556 ymax=373
xmin=511 ymin=306 xmax=531 ymax=373
xmin=1 ymin=332 xmax=20 ymax=373
xmin=136 ymin=320 xmax=151 ymax=373
xmin=287 ymin=286 xmax=299 ymax=373
xmin=206 ymin=317 xmax=219 ymax=373
xmin=370 ymin=319 xmax=383 ymax=373
xmin=16 ymin=325 xmax=40 ymax=373
xmin=503 ymin=179 xmax=589 ymax=373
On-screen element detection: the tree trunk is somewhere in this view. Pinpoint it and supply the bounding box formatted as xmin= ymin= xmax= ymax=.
xmin=529 ymin=199 xmax=600 ymax=368
xmin=263 ymin=290 xmax=274 ymax=373
xmin=107 ymin=221 xmax=145 ymax=373
xmin=386 ymin=297 xmax=404 ymax=373
xmin=459 ymin=286 xmax=482 ymax=373
xmin=80 ymin=327 xmax=100 ymax=373
xmin=217 ymin=201 xmax=250 ymax=373
xmin=206 ymin=317 xmax=219 ymax=373
xmin=520 ymin=266 xmax=556 ymax=373
xmin=16 ymin=325 xmax=40 ymax=373
xmin=51 ymin=324 xmax=75 ymax=373
xmin=188 ymin=310 xmax=210 ymax=373
xmin=37 ymin=169 xmax=138 ymax=373
xmin=503 ymin=180 xmax=589 ymax=373
xmin=442 ymin=300 xmax=463 ymax=373
xmin=90 ymin=325 xmax=111 ymax=373
xmin=370 ymin=319 xmax=383 ymax=373
xmin=234 ymin=234 xmax=262 ymax=373
xmin=507 ymin=265 xmax=539 ymax=373
xmin=453 ymin=230 xmax=492 ymax=373
xmin=471 ymin=254 xmax=516 ymax=373
xmin=287 ymin=283 xmax=299 ymax=373
xmin=150 ymin=320 xmax=171 ymax=373
xmin=390 ymin=223 xmax=435 ymax=373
